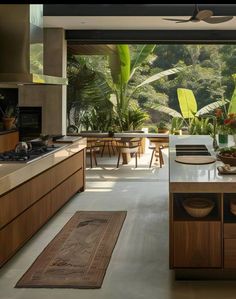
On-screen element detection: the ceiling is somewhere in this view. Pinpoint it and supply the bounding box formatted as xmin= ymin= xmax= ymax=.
xmin=44 ymin=16 xmax=236 ymax=31
xmin=43 ymin=4 xmax=236 ymax=43
xmin=43 ymin=4 xmax=236 ymax=31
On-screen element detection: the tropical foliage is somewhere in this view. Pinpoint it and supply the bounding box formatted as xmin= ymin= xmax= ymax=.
xmin=150 ymin=88 xmax=228 ymax=130
xmin=108 ymin=44 xmax=183 ymax=131
xmin=67 ymin=44 xmax=236 ymax=133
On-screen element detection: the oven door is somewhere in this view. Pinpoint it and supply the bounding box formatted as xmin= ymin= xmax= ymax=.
xmin=18 ymin=107 xmax=42 ymax=140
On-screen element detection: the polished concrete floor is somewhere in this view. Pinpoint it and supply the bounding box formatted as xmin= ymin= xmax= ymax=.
xmin=1 ymin=149 xmax=236 ymax=299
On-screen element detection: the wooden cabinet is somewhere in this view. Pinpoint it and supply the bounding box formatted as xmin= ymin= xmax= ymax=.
xmin=0 ymin=130 xmax=19 ymax=152
xmin=170 ymin=191 xmax=236 ymax=276
xmin=223 ymin=195 xmax=236 ymax=269
xmin=170 ymin=192 xmax=222 ymax=270
xmin=173 ymin=221 xmax=221 ymax=268
xmin=0 ymin=149 xmax=85 ymax=267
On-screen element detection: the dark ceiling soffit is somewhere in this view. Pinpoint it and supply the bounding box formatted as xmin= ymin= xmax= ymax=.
xmin=66 ymin=30 xmax=236 ymax=44
xmin=44 ymin=4 xmax=236 ymax=17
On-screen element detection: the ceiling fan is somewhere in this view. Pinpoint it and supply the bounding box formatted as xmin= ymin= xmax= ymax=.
xmin=163 ymin=4 xmax=234 ymax=24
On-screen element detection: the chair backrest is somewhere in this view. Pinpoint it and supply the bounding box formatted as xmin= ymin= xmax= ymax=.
xmin=116 ymin=137 xmax=140 ymax=153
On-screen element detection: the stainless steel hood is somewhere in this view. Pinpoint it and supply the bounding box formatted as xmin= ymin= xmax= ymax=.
xmin=0 ymin=5 xmax=68 ymax=85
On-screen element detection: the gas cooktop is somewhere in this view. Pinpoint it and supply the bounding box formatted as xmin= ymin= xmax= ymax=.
xmin=175 ymin=144 xmax=211 ymax=156
xmin=0 ymin=144 xmax=65 ymax=163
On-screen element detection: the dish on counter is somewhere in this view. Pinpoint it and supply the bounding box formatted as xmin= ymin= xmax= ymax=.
xmin=175 ymin=156 xmax=216 ymax=165
xmin=217 ymin=146 xmax=236 ymax=166
xmin=217 ymin=164 xmax=236 ymax=175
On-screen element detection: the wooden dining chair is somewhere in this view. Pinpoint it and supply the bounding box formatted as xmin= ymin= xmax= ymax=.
xmin=124 ymin=130 xmax=144 ymax=157
xmin=115 ymin=138 xmax=141 ymax=168
xmin=81 ymin=131 xmax=103 ymax=168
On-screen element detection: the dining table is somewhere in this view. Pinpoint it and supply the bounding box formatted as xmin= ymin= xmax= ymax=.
xmin=76 ymin=132 xmax=169 ymax=164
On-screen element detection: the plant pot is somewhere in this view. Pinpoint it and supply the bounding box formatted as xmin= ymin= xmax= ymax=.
xmin=158 ymin=128 xmax=169 ymax=134
xmin=2 ymin=117 xmax=15 ymax=130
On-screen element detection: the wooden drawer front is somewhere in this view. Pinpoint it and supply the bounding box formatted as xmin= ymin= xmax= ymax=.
xmin=0 ymin=170 xmax=52 ymax=228
xmin=51 ymin=169 xmax=83 ymax=213
xmin=224 ymin=239 xmax=236 ymax=268
xmin=224 ymin=224 xmax=236 ymax=239
xmin=173 ymin=221 xmax=221 ymax=268
xmin=51 ymin=150 xmax=83 ymax=188
xmin=0 ymin=193 xmax=51 ymax=267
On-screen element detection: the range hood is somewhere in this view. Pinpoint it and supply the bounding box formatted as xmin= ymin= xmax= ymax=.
xmin=0 ymin=4 xmax=67 ymax=85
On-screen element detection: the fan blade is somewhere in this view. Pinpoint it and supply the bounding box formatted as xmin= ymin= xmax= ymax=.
xmin=195 ymin=10 xmax=213 ymax=20
xmin=162 ymin=18 xmax=190 ymax=23
xmin=203 ymin=16 xmax=234 ymax=24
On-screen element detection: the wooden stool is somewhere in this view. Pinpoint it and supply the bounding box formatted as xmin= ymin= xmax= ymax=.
xmin=149 ymin=144 xmax=164 ymax=168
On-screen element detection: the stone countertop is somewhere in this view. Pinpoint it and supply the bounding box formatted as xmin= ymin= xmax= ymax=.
xmin=169 ymin=135 xmax=236 ymax=186
xmin=0 ymin=138 xmax=87 ymax=196
xmin=78 ymin=132 xmax=169 ymax=138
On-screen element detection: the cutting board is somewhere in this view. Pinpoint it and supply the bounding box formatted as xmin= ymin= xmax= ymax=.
xmin=175 ymin=156 xmax=216 ymax=165
xmin=55 ymin=136 xmax=83 ymax=143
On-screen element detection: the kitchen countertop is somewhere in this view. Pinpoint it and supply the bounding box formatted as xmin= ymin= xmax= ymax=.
xmin=78 ymin=132 xmax=168 ymax=138
xmin=169 ymin=135 xmax=236 ymax=191
xmin=55 ymin=135 xmax=83 ymax=143
xmin=0 ymin=137 xmax=87 ymax=196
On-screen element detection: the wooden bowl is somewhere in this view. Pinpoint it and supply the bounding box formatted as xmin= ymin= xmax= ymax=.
xmin=182 ymin=198 xmax=215 ymax=218
xmin=217 ymin=153 xmax=236 ymax=166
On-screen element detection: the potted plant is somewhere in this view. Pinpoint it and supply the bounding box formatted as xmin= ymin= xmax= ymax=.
xmin=156 ymin=121 xmax=169 ymax=133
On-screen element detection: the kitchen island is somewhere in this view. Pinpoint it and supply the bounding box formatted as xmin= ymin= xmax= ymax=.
xmin=169 ymin=135 xmax=236 ymax=280
xmin=0 ymin=137 xmax=86 ymax=267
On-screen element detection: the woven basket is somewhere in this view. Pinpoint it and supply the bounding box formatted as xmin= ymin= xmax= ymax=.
xmin=182 ymin=198 xmax=215 ymax=218
xmin=217 ymin=153 xmax=236 ymax=166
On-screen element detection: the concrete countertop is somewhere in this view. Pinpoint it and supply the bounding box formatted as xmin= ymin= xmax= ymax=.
xmin=78 ymin=132 xmax=168 ymax=138
xmin=0 ymin=138 xmax=87 ymax=196
xmin=169 ymin=135 xmax=236 ymax=185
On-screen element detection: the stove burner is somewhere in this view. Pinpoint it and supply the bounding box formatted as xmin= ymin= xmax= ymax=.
xmin=0 ymin=145 xmax=62 ymax=163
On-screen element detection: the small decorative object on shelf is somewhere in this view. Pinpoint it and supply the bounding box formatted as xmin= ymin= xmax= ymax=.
xmin=0 ymin=93 xmax=16 ymax=130
xmin=182 ymin=198 xmax=215 ymax=218
xmin=218 ymin=133 xmax=228 ymax=145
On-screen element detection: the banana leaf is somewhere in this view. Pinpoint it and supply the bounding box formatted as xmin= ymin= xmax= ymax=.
xmin=196 ymin=99 xmax=228 ymax=116
xmin=151 ymin=104 xmax=182 ymax=118
xmin=109 ymin=45 xmax=130 ymax=85
xmin=117 ymin=45 xmax=130 ymax=84
xmin=136 ymin=67 xmax=184 ymax=89
xmin=130 ymin=45 xmax=156 ymax=79
xmin=228 ymin=74 xmax=236 ymax=114
xmin=177 ymin=88 xmax=197 ymax=119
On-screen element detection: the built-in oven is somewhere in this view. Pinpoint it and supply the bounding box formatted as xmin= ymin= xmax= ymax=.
xmin=18 ymin=107 xmax=42 ymax=140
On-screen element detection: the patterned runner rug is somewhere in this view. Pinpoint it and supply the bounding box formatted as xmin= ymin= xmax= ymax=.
xmin=15 ymin=211 xmax=127 ymax=288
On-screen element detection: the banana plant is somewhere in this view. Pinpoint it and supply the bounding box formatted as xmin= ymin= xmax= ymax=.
xmin=109 ymin=45 xmax=184 ymax=131
xmin=151 ymin=88 xmax=228 ymax=129
xmin=228 ymin=74 xmax=236 ymax=114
